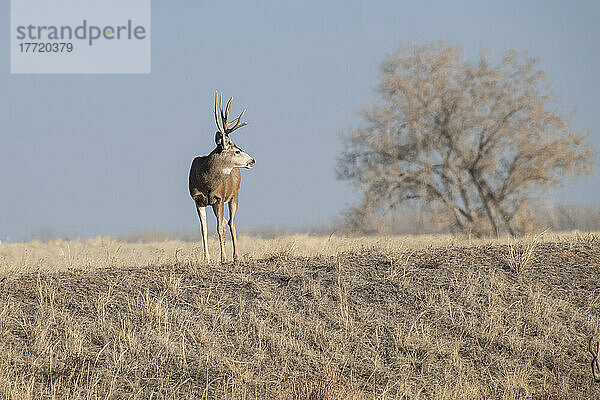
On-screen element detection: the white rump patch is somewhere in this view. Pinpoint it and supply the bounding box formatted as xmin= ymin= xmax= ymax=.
xmin=222 ymin=168 xmax=233 ymax=174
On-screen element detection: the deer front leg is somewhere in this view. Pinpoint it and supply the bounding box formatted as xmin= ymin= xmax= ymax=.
xmin=228 ymin=200 xmax=239 ymax=262
xmin=212 ymin=201 xmax=227 ymax=262
xmin=195 ymin=203 xmax=211 ymax=262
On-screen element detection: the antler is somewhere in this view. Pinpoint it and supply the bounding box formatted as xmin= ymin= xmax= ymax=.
xmin=214 ymin=91 xmax=248 ymax=134
xmin=589 ymin=338 xmax=600 ymax=382
xmin=214 ymin=92 xmax=225 ymax=134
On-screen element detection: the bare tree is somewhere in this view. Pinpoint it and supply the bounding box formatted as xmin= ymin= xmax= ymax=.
xmin=337 ymin=42 xmax=593 ymax=236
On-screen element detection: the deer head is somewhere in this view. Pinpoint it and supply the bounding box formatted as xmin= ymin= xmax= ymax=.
xmin=214 ymin=92 xmax=255 ymax=169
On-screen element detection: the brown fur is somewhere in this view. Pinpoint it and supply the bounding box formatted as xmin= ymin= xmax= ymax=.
xmin=189 ymin=149 xmax=241 ymax=207
xmin=189 ymin=141 xmax=254 ymax=263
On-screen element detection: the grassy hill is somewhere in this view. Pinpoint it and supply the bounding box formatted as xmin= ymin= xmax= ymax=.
xmin=0 ymin=233 xmax=599 ymax=399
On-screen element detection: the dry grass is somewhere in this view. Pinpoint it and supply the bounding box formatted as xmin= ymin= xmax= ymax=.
xmin=0 ymin=231 xmax=594 ymax=273
xmin=0 ymin=232 xmax=599 ymax=399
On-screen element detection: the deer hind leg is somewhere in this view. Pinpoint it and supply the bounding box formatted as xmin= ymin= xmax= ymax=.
xmin=195 ymin=202 xmax=211 ymax=262
xmin=228 ymin=199 xmax=239 ymax=262
xmin=212 ymin=201 xmax=227 ymax=263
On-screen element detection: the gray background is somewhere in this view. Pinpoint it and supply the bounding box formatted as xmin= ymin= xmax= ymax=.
xmin=1 ymin=0 xmax=598 ymax=241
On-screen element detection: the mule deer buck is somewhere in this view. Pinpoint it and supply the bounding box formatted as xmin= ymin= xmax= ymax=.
xmin=189 ymin=92 xmax=255 ymax=262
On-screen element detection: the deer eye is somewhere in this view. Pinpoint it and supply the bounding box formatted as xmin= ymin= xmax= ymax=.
xmin=235 ymin=150 xmax=241 ymax=155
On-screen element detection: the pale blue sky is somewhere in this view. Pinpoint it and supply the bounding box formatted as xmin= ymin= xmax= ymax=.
xmin=1 ymin=0 xmax=599 ymax=241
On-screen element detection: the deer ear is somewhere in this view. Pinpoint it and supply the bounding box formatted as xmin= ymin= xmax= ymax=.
xmin=215 ymin=132 xmax=230 ymax=150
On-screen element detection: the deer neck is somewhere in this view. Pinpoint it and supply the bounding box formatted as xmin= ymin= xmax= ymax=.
xmin=207 ymin=151 xmax=236 ymax=176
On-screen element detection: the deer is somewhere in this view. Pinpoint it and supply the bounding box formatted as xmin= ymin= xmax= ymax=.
xmin=189 ymin=92 xmax=255 ymax=263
